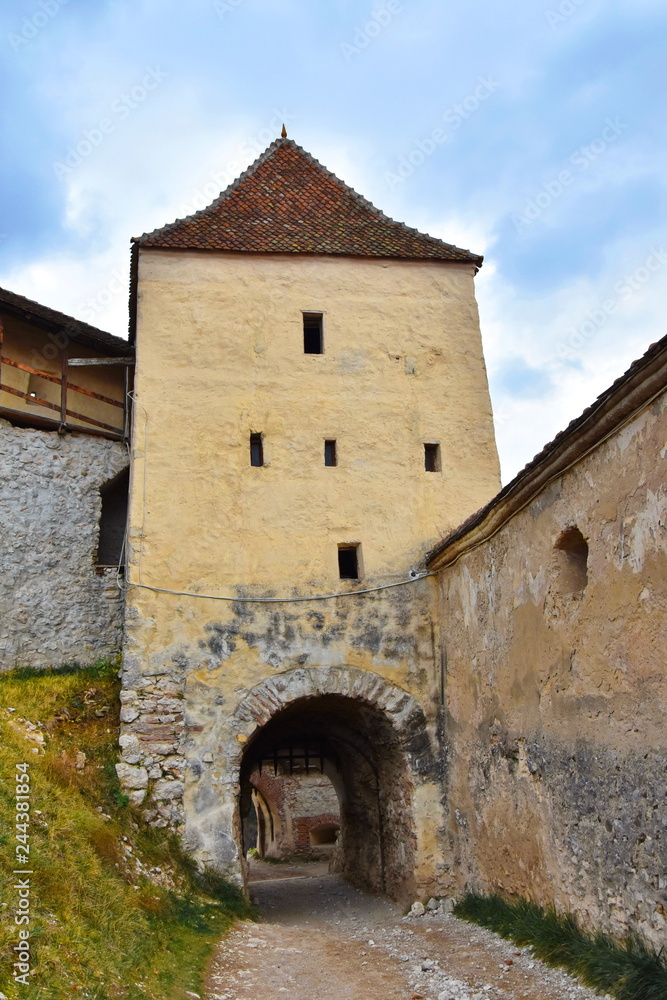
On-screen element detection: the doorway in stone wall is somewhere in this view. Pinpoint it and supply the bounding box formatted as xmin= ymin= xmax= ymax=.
xmin=238 ymin=692 xmax=417 ymax=900
xmin=247 ymin=760 xmax=341 ymax=861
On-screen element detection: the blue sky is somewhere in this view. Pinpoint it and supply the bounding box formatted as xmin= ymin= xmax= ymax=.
xmin=1 ymin=0 xmax=666 ymax=480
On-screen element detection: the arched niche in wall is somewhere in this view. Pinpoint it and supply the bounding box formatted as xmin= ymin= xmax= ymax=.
xmin=553 ymin=526 xmax=589 ymax=594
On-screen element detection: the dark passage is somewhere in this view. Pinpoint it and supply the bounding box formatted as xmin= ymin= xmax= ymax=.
xmin=239 ymin=693 xmax=416 ymax=901
xmin=96 ymin=467 xmax=129 ymax=566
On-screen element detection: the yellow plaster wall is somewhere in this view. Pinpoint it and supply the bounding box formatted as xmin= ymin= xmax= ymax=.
xmin=128 ymin=249 xmax=499 ymax=595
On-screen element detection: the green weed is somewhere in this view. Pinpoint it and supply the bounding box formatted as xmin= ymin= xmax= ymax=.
xmin=454 ymin=893 xmax=667 ymax=1000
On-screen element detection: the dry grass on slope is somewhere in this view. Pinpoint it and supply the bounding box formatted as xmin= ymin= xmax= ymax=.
xmin=0 ymin=658 xmax=248 ymax=1000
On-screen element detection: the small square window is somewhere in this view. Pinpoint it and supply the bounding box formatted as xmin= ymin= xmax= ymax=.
xmin=324 ymin=440 xmax=337 ymax=467
xmin=27 ymin=373 xmax=48 ymax=401
xmin=303 ymin=313 xmax=323 ymax=354
xmin=338 ymin=544 xmax=360 ymax=580
xmin=250 ymin=433 xmax=264 ymax=467
xmin=424 ymin=443 xmax=441 ymax=472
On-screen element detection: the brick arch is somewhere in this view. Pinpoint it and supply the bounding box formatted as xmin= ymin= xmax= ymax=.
xmin=229 ymin=665 xmax=437 ymax=901
xmin=226 ymin=664 xmax=436 ymax=778
xmin=301 ymin=815 xmax=340 ymax=848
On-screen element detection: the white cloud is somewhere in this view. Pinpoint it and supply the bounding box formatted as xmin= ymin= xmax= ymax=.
xmin=1 ymin=0 xmax=665 ymax=490
xmin=478 ymin=247 xmax=666 ymax=482
xmin=1 ymin=92 xmax=293 ymax=335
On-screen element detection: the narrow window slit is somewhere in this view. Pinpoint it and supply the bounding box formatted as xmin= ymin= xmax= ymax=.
xmin=338 ymin=545 xmax=359 ymax=580
xmin=554 ymin=527 xmax=588 ymax=593
xmin=424 ymin=443 xmax=441 ymax=472
xmin=303 ymin=313 xmax=323 ymax=354
xmin=250 ymin=433 xmax=264 ymax=467
xmin=324 ymin=440 xmax=337 ymax=467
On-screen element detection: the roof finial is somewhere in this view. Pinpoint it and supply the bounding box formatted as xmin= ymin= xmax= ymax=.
xmin=281 ymin=124 xmax=287 ymax=139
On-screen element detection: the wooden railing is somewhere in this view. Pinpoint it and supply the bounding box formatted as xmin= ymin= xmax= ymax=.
xmin=0 ymin=319 xmax=131 ymax=437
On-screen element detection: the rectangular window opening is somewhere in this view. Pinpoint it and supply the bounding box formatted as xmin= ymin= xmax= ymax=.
xmin=303 ymin=313 xmax=323 ymax=354
xmin=324 ymin=439 xmax=337 ymax=467
xmin=250 ymin=433 xmax=264 ymax=467
xmin=27 ymin=373 xmax=50 ymax=402
xmin=338 ymin=544 xmax=359 ymax=580
xmin=424 ymin=442 xmax=441 ymax=472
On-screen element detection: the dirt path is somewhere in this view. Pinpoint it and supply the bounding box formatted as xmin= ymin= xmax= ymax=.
xmin=205 ymin=865 xmax=609 ymax=1000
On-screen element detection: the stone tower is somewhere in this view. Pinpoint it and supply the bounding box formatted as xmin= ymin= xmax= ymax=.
xmin=119 ymin=136 xmax=500 ymax=900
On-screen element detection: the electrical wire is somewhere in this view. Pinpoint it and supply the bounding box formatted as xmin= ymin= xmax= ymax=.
xmin=123 ymin=572 xmax=435 ymax=604
xmin=116 ymin=389 xmax=435 ymax=603
xmin=115 ymin=376 xmax=666 ymax=603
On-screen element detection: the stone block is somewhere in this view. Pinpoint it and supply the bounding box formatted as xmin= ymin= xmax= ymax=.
xmin=153 ymin=778 xmax=184 ymax=801
xmin=148 ymin=743 xmax=177 ymax=756
xmin=119 ymin=733 xmax=141 ymax=752
xmin=115 ymin=763 xmax=148 ymax=790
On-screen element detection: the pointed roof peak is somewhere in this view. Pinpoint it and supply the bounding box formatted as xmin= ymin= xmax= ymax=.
xmin=133 ymin=139 xmax=483 ymax=266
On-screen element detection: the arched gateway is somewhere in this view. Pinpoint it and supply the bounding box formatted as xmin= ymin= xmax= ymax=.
xmin=183 ymin=666 xmax=442 ymax=903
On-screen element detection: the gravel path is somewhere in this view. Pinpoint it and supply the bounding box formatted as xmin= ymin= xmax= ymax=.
xmin=205 ymin=865 xmax=609 ymax=1000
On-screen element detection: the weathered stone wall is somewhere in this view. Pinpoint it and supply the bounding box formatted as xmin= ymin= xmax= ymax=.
xmin=290 ymin=773 xmax=340 ymax=827
xmin=0 ymin=420 xmax=128 ymax=669
xmin=119 ymin=585 xmax=447 ymax=901
xmin=433 ymin=391 xmax=667 ymax=946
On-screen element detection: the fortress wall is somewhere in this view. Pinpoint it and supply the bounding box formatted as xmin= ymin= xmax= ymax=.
xmin=434 ymin=389 xmax=667 ymax=945
xmin=0 ymin=420 xmax=127 ymax=669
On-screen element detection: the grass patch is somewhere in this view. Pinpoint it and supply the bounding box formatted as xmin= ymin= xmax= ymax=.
xmin=0 ymin=657 xmax=250 ymax=1000
xmin=454 ymin=893 xmax=667 ymax=1000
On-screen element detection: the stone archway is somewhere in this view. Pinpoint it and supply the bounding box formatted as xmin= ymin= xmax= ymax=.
xmin=248 ymin=785 xmax=280 ymax=858
xmin=184 ymin=665 xmax=442 ymax=903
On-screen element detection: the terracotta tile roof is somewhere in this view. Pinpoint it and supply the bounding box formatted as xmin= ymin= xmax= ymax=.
xmin=133 ymin=138 xmax=483 ymax=265
xmin=0 ymin=285 xmax=131 ymax=356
